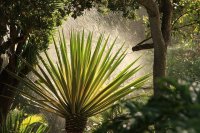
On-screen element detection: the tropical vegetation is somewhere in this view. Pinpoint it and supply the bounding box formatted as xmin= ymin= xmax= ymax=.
xmin=0 ymin=109 xmax=48 ymax=133
xmin=7 ymin=31 xmax=149 ymax=132
xmin=0 ymin=0 xmax=199 ymax=132
xmin=0 ymin=0 xmax=94 ymax=122
xmin=94 ymin=79 xmax=200 ymax=133
xmin=167 ymin=42 xmax=200 ymax=82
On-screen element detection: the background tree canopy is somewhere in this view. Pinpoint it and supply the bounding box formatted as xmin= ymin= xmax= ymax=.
xmin=0 ymin=0 xmax=83 ymax=124
xmin=95 ymin=0 xmax=199 ymax=95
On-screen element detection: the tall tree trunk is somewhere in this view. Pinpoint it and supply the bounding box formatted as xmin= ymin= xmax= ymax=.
xmin=138 ymin=0 xmax=167 ymax=96
xmin=150 ymin=17 xmax=167 ymax=96
xmin=138 ymin=0 xmax=173 ymax=131
xmin=137 ymin=0 xmax=172 ymax=96
xmin=160 ymin=0 xmax=173 ymax=47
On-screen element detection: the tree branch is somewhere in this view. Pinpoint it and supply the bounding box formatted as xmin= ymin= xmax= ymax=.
xmin=132 ymin=43 xmax=154 ymax=51
xmin=132 ymin=0 xmax=172 ymax=51
xmin=132 ymin=18 xmax=199 ymax=52
xmin=173 ymin=20 xmax=200 ymax=30
xmin=136 ymin=36 xmax=152 ymax=46
xmin=132 ymin=36 xmax=153 ymax=51
xmin=172 ymin=8 xmax=200 ymax=28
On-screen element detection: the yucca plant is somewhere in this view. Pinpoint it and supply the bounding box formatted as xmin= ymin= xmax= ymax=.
xmin=7 ymin=31 xmax=149 ymax=133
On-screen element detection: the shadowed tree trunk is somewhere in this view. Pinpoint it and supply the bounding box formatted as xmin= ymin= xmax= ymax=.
xmin=137 ymin=0 xmax=172 ymax=96
xmin=137 ymin=1 xmax=173 ymax=132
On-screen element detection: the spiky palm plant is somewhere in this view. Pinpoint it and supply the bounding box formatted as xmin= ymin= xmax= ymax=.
xmin=7 ymin=31 xmax=149 ymax=133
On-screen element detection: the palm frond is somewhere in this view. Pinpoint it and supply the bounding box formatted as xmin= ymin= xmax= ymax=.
xmin=8 ymin=31 xmax=149 ymax=119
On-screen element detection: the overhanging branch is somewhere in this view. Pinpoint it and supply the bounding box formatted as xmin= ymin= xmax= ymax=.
xmin=132 ymin=36 xmax=153 ymax=51
xmin=172 ymin=8 xmax=200 ymax=28
xmin=173 ymin=20 xmax=200 ymax=30
xmin=132 ymin=43 xmax=154 ymax=51
xmin=136 ymin=36 xmax=152 ymax=46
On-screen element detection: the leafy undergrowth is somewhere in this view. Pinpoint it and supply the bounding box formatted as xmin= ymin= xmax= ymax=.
xmin=94 ymin=79 xmax=200 ymax=133
xmin=0 ymin=109 xmax=49 ymax=133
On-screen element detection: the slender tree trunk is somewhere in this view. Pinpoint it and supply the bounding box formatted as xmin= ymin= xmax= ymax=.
xmin=160 ymin=0 xmax=173 ymax=47
xmin=150 ymin=16 xmax=167 ymax=96
xmin=137 ymin=0 xmax=172 ymax=96
xmin=138 ymin=0 xmax=166 ymax=96
xmin=138 ymin=1 xmax=173 ymax=132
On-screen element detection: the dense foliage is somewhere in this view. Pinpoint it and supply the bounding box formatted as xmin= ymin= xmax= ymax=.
xmin=0 ymin=109 xmax=48 ymax=133
xmin=0 ymin=0 xmax=98 ymax=123
xmin=97 ymin=0 xmax=200 ymax=29
xmin=8 ymin=31 xmax=148 ymax=132
xmin=0 ymin=0 xmax=69 ymax=67
xmin=1 ymin=0 xmax=199 ymax=131
xmin=94 ymin=79 xmax=200 ymax=133
xmin=0 ymin=0 xmax=66 ymax=124
xmin=172 ymin=0 xmax=200 ymax=41
xmin=167 ymin=42 xmax=200 ymax=82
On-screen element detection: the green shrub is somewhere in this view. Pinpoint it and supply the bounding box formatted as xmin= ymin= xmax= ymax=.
xmin=94 ymin=79 xmax=200 ymax=133
xmin=0 ymin=109 xmax=49 ymax=133
xmin=167 ymin=43 xmax=200 ymax=82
